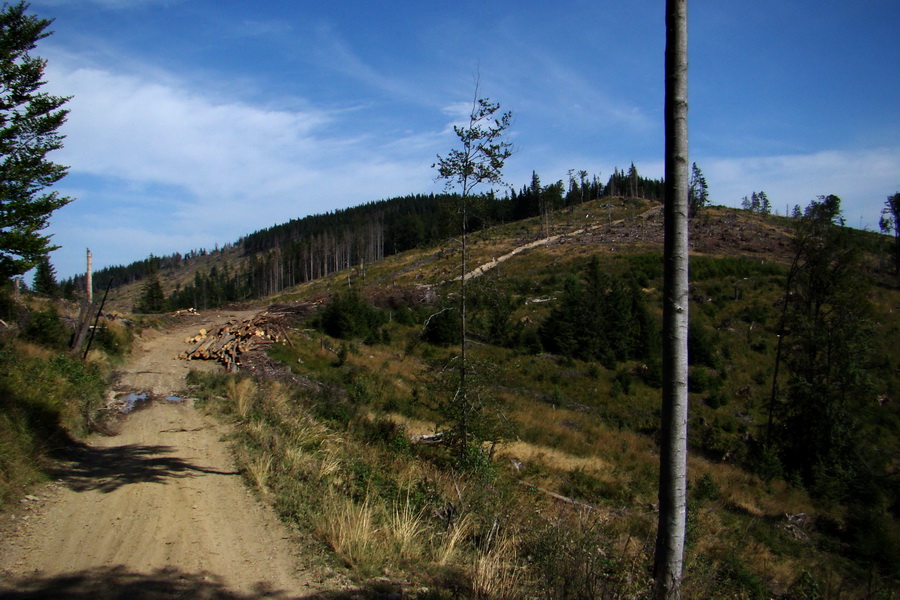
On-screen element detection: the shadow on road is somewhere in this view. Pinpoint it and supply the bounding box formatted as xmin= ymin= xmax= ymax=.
xmin=0 ymin=566 xmax=408 ymax=599
xmin=50 ymin=442 xmax=239 ymax=493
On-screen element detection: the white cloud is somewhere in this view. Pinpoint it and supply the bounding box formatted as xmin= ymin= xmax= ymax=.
xmin=42 ymin=59 xmax=441 ymax=277
xmin=705 ymin=148 xmax=900 ymax=228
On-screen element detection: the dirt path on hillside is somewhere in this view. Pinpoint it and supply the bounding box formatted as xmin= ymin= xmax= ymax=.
xmin=0 ymin=308 xmax=342 ymax=599
xmin=462 ymin=203 xmax=663 ymax=282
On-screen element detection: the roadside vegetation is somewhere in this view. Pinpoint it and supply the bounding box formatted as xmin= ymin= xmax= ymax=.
xmin=182 ymin=198 xmax=899 ymax=598
xmin=0 ymin=285 xmax=134 ymax=508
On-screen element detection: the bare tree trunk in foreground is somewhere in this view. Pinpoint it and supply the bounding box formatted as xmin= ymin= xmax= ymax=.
xmin=654 ymin=0 xmax=689 ymax=598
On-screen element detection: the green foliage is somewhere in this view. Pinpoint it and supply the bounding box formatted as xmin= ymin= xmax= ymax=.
xmin=0 ymin=342 xmax=105 ymax=506
xmin=23 ymin=306 xmax=67 ymax=348
xmin=540 ymin=256 xmax=658 ymax=366
xmin=526 ymin=517 xmax=631 ymax=600
xmin=688 ymin=366 xmax=722 ymax=394
xmin=426 ymin=354 xmax=511 ymax=471
xmin=317 ymin=289 xmax=386 ymax=341
xmin=421 ymin=306 xmax=460 ymax=346
xmin=846 ymin=506 xmax=900 ymax=576
xmin=773 ymin=195 xmax=874 ymax=500
xmin=881 ymin=191 xmax=900 ymax=275
xmin=687 ymin=320 xmax=721 ymax=369
xmin=560 ymin=467 xmax=607 ymax=503
xmin=169 ymin=263 xmax=246 ymax=310
xmin=0 ymin=280 xmax=22 ymax=322
xmin=0 ymin=2 xmax=73 ymax=279
xmin=784 ymin=571 xmax=822 ymax=600
xmin=688 ymin=162 xmax=709 ymax=217
xmin=741 ymin=190 xmax=772 ymax=216
xmin=620 ymin=253 xmax=663 ymax=286
xmin=689 ymin=255 xmax=785 ymax=281
xmin=32 ymin=257 xmax=58 ymax=296
xmin=709 ymin=555 xmax=768 ymax=600
xmin=470 ymin=283 xmax=521 ymax=347
xmin=692 ymin=472 xmax=721 ymax=502
xmin=433 ymin=95 xmax=513 ymax=197
xmin=91 ymin=319 xmax=132 ymax=358
xmin=135 ymin=267 xmax=167 ymax=314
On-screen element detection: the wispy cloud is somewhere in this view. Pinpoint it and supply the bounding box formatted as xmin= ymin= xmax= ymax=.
xmin=705 ymin=147 xmax=900 ymax=227
xmin=43 ymin=58 xmax=440 ymax=276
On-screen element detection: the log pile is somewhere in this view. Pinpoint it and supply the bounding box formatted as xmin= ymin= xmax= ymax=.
xmin=177 ymin=311 xmax=293 ymax=372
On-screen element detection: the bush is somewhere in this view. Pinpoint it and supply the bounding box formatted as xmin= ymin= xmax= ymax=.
xmin=318 ymin=290 xmax=386 ymax=341
xmin=23 ymin=308 xmax=68 ymax=349
xmin=692 ymin=472 xmax=721 ymax=502
xmin=560 ymin=468 xmax=606 ymax=504
xmin=421 ymin=306 xmax=460 ymax=346
xmin=526 ymin=516 xmax=633 ymax=600
xmin=688 ymin=366 xmax=722 ymax=394
xmin=688 ymin=320 xmax=721 ymax=369
xmin=92 ymin=319 xmax=133 ymax=358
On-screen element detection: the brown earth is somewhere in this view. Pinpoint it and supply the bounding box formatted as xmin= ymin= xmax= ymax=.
xmin=0 ymin=307 xmax=350 ymax=599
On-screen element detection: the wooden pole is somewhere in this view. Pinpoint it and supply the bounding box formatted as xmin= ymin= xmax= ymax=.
xmin=86 ymin=248 xmax=93 ymax=304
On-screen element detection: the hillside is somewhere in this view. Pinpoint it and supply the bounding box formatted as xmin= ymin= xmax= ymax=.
xmin=33 ymin=195 xmax=900 ymax=597
xmin=148 ymin=196 xmax=894 ymax=597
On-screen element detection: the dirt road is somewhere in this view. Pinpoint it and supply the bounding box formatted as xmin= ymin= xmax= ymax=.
xmin=0 ymin=308 xmax=338 ymax=599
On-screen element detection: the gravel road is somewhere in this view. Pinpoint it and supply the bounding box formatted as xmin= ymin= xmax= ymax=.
xmin=0 ymin=308 xmax=335 ymax=599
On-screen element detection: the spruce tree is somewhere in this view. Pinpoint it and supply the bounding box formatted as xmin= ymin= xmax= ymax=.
xmin=136 ymin=260 xmax=166 ymax=313
xmin=0 ymin=2 xmax=72 ymax=279
xmin=880 ymin=192 xmax=900 ymax=274
xmin=771 ymin=195 xmax=873 ymax=499
xmin=32 ymin=255 xmax=56 ymax=296
xmin=687 ymin=162 xmax=708 ymax=217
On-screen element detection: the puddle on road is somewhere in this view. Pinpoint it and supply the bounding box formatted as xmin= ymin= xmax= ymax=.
xmin=120 ymin=392 xmax=149 ymax=414
xmin=115 ymin=393 xmax=186 ymax=414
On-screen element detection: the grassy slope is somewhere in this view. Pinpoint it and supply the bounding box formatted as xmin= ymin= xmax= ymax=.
xmin=117 ymin=198 xmax=899 ymax=597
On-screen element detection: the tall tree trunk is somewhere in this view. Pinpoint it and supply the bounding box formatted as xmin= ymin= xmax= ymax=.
xmin=459 ymin=197 xmax=468 ymax=451
xmin=654 ymin=1 xmax=689 ymax=599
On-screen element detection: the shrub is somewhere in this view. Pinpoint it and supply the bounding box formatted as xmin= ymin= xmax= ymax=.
xmin=421 ymin=306 xmax=460 ymax=346
xmin=92 ymin=319 xmax=133 ymax=358
xmin=23 ymin=308 xmax=68 ymax=349
xmin=560 ymin=467 xmax=606 ymax=504
xmin=317 ymin=290 xmax=386 ymax=341
xmin=692 ymin=472 xmax=721 ymax=502
xmin=688 ymin=366 xmax=722 ymax=394
xmin=526 ymin=516 xmax=633 ymax=600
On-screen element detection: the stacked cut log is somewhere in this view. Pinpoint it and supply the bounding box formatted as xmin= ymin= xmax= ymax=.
xmin=177 ymin=311 xmax=292 ymax=372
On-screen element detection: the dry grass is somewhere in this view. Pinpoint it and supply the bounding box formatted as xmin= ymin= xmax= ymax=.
xmin=688 ymin=456 xmax=816 ymax=518
xmin=434 ymin=512 xmax=474 ymax=566
xmin=471 ymin=533 xmax=524 ymax=600
xmin=246 ymin=454 xmax=274 ymax=494
xmin=316 ymin=446 xmax=342 ymax=480
xmin=226 ymin=377 xmax=256 ymax=420
xmin=317 ymin=492 xmax=379 ymax=569
xmin=498 ymin=440 xmax=609 ymax=474
xmin=387 ymin=493 xmax=428 ymax=561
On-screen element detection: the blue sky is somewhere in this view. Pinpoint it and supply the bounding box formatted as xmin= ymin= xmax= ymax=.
xmin=27 ymin=0 xmax=900 ymax=278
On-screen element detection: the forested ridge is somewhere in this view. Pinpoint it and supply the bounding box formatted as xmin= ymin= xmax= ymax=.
xmin=62 ymin=166 xmax=665 ymax=311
